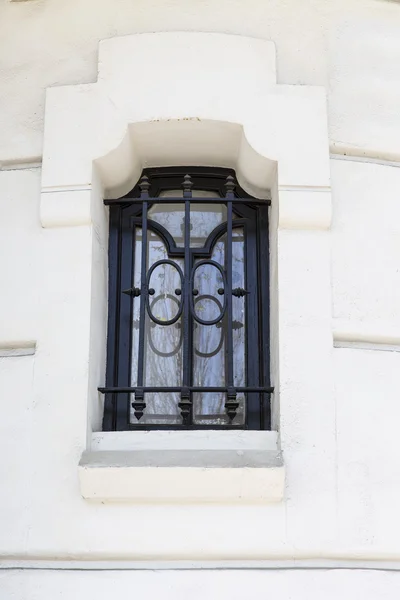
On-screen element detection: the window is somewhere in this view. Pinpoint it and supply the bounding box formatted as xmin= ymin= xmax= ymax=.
xmin=100 ymin=167 xmax=272 ymax=430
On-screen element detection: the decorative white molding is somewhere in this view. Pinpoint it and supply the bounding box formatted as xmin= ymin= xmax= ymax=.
xmin=40 ymin=32 xmax=331 ymax=229
xmin=41 ymin=184 xmax=92 ymax=193
xmin=79 ymin=449 xmax=284 ymax=503
xmin=41 ymin=32 xmax=333 ymax=519
xmin=3 ymin=559 xmax=400 ymax=571
xmin=0 ymin=341 xmax=36 ymax=357
xmin=333 ymin=320 xmax=400 ymax=351
xmin=0 ymin=158 xmax=42 ymax=171
xmin=330 ymin=142 xmax=400 ymax=168
xmin=334 ymin=341 xmax=400 ymax=352
xmin=83 ymin=432 xmax=284 ymax=503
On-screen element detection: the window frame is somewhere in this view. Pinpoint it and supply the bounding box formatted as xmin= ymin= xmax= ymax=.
xmin=101 ymin=167 xmax=272 ymax=431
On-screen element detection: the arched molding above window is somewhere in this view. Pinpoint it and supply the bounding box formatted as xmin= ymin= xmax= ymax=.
xmin=40 ymin=32 xmax=331 ymax=229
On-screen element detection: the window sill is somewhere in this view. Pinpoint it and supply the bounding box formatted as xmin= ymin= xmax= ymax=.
xmin=79 ymin=431 xmax=284 ymax=504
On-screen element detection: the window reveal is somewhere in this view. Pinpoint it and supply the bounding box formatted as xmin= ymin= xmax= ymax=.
xmin=100 ymin=168 xmax=272 ymax=430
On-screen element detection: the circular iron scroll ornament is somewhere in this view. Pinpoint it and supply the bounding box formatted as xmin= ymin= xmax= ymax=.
xmin=193 ymin=294 xmax=225 ymax=358
xmin=146 ymin=293 xmax=225 ymax=358
xmin=147 ymin=294 xmax=183 ymax=358
xmin=190 ymin=260 xmax=227 ymax=326
xmin=146 ymin=259 xmax=184 ymax=326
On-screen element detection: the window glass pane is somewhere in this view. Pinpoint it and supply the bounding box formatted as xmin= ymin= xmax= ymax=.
xmin=130 ymin=227 xmax=183 ymax=425
xmin=193 ymin=262 xmax=225 ymax=322
xmin=131 ymin=393 xmax=181 ymax=426
xmin=193 ymin=227 xmax=245 ymax=425
xmin=193 ymin=392 xmax=245 ymax=426
xmin=148 ymin=190 xmax=231 ymax=247
xmin=130 ymin=217 xmax=246 ymax=426
xmin=232 ymin=228 xmax=246 ymax=390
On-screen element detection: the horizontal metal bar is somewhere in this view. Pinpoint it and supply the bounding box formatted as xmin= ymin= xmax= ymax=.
xmin=104 ymin=197 xmax=271 ymax=206
xmin=128 ymin=413 xmax=243 ymax=421
xmin=98 ymin=386 xmax=274 ymax=394
xmin=124 ymin=424 xmax=246 ymax=431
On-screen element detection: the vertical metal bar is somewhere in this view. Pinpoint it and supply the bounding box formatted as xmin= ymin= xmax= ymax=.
xmin=258 ymin=205 xmax=271 ymax=430
xmin=115 ymin=207 xmax=136 ymax=430
xmin=224 ymin=175 xmax=239 ymax=421
xmin=103 ymin=206 xmax=121 ymax=431
xmin=226 ymin=201 xmax=234 ymax=384
xmin=132 ymin=175 xmax=149 ymax=420
xmin=245 ymin=213 xmax=260 ymax=429
xmin=179 ymin=174 xmax=193 ymax=424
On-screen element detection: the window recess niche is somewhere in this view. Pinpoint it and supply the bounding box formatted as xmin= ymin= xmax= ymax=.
xmin=40 ymin=32 xmax=333 ymax=503
xmin=102 ymin=167 xmax=271 ymax=433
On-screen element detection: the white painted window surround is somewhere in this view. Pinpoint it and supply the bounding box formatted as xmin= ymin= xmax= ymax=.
xmin=40 ymin=32 xmax=332 ymax=504
xmin=80 ymin=431 xmax=284 ymax=503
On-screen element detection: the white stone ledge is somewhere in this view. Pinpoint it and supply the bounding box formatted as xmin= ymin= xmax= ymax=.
xmin=0 ymin=158 xmax=42 ymax=170
xmin=333 ymin=320 xmax=400 ymax=351
xmin=79 ymin=448 xmax=284 ymax=504
xmin=91 ymin=430 xmax=279 ymax=451
xmin=330 ymin=143 xmax=400 ymax=167
xmin=0 ymin=341 xmax=36 ymax=357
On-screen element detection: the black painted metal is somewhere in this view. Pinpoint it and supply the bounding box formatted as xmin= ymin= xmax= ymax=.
xmin=105 ymin=197 xmax=271 ymax=206
xmin=257 ymin=203 xmax=272 ymax=430
xmin=179 ymin=174 xmax=193 ymax=425
xmin=100 ymin=386 xmax=274 ymax=393
xmin=224 ymin=176 xmax=238 ymax=422
xmin=102 ymin=206 xmax=121 ymax=431
xmin=232 ymin=287 xmax=249 ymax=297
xmin=132 ymin=176 xmax=149 ymax=420
xmin=190 ymin=260 xmax=227 ymax=326
xmin=102 ymin=167 xmax=272 ymax=431
xmin=146 ymin=259 xmax=184 ymax=326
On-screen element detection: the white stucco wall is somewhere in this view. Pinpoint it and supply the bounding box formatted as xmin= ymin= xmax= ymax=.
xmin=3 ymin=569 xmax=400 ymax=600
xmin=1 ymin=0 xmax=400 ymax=598
xmin=1 ymin=0 xmax=400 ymax=163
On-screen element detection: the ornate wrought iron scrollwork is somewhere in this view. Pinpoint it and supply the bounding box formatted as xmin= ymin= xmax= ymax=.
xmin=189 ymin=260 xmax=227 ymax=326
xmin=122 ymin=286 xmax=141 ymax=297
xmin=132 ymin=387 xmax=146 ymax=420
xmin=193 ymin=294 xmax=225 ymax=358
xmin=147 ymin=294 xmax=183 ymax=358
xmin=102 ymin=168 xmax=272 ymax=431
xmin=225 ymin=387 xmax=239 ymax=422
xmin=232 ymin=287 xmax=249 ymax=297
xmin=178 ymin=387 xmax=191 ymax=425
xmin=145 ymin=259 xmax=184 ymax=326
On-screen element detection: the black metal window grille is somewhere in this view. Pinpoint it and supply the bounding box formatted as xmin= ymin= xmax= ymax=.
xmin=100 ymin=167 xmax=272 ymax=430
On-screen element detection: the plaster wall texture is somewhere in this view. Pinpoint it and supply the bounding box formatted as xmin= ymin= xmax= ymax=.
xmin=0 ymin=0 xmax=400 ymax=163
xmin=3 ymin=569 xmax=400 ymax=600
xmin=0 ymin=0 xmax=400 ymax=596
xmin=2 ymin=159 xmax=399 ymax=562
